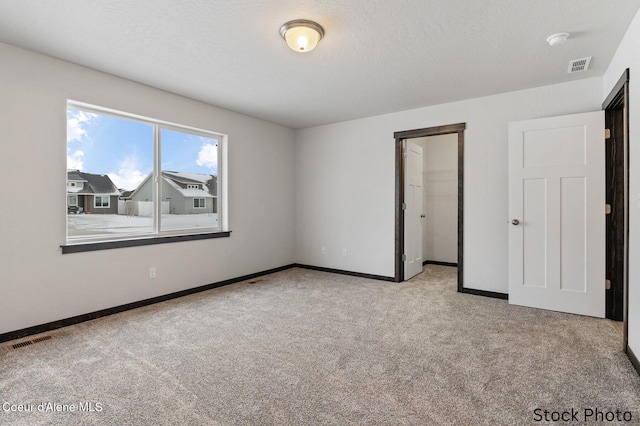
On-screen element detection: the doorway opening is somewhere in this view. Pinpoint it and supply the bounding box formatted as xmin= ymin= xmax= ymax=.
xmin=394 ymin=123 xmax=465 ymax=290
xmin=416 ymin=134 xmax=458 ymax=268
xmin=603 ymin=69 xmax=629 ymax=351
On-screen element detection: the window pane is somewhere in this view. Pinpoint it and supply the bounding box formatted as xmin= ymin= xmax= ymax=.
xmin=160 ymin=128 xmax=219 ymax=231
xmin=95 ymin=196 xmax=110 ymax=208
xmin=67 ymin=107 xmax=154 ymax=239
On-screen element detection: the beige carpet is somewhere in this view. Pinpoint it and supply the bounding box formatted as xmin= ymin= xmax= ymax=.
xmin=1 ymin=265 xmax=638 ymax=425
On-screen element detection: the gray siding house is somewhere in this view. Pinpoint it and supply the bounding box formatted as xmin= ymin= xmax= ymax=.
xmin=67 ymin=170 xmax=120 ymax=214
xmin=129 ymin=171 xmax=217 ymax=215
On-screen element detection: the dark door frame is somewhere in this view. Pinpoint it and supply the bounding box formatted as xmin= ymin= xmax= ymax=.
xmin=602 ymin=68 xmax=629 ymax=351
xmin=393 ymin=123 xmax=466 ymax=290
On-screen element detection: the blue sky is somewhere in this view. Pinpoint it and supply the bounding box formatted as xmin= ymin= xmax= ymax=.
xmin=67 ymin=108 xmax=218 ymax=190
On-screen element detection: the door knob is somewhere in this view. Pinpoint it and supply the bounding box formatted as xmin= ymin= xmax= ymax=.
xmin=511 ymin=219 xmax=520 ymax=225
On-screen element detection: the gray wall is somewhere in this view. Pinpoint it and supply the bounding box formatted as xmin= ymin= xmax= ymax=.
xmin=294 ymin=78 xmax=603 ymax=289
xmin=0 ymin=42 xmax=295 ymax=335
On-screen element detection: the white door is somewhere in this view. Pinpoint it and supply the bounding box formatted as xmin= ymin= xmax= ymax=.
xmin=508 ymin=111 xmax=605 ymax=317
xmin=404 ymin=140 xmax=423 ymax=280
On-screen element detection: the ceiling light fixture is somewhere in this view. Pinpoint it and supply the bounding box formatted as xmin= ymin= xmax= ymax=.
xmin=279 ymin=19 xmax=324 ymax=53
xmin=546 ymin=32 xmax=569 ymax=46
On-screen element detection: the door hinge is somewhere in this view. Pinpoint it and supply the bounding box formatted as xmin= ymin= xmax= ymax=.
xmin=605 ymin=279 xmax=611 ymax=290
xmin=402 ymin=202 xmax=407 ymax=210
xmin=402 ymin=254 xmax=407 ymax=261
xmin=605 ymin=204 xmax=612 ymax=215
xmin=605 ymin=128 xmax=611 ymax=140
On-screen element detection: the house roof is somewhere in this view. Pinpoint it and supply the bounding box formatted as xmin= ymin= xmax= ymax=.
xmin=0 ymin=1 xmax=637 ymax=129
xmin=162 ymin=171 xmax=217 ymax=197
xmin=67 ymin=170 xmax=88 ymax=182
xmin=119 ymin=190 xmax=134 ymax=199
xmin=161 ymin=171 xmax=202 ymax=186
xmin=67 ymin=170 xmax=120 ymax=196
xmin=129 ymin=171 xmax=217 ymax=200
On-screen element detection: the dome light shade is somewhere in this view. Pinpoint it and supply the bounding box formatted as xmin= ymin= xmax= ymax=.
xmin=279 ymin=19 xmax=324 ymax=53
xmin=546 ymin=32 xmax=569 ymax=46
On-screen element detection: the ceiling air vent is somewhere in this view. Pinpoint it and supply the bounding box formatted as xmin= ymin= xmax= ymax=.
xmin=568 ymin=57 xmax=591 ymax=73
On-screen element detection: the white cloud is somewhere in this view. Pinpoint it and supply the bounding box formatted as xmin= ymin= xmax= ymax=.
xmin=67 ymin=150 xmax=84 ymax=170
xmin=196 ymin=143 xmax=218 ymax=170
xmin=67 ymin=110 xmax=96 ymax=143
xmin=108 ymin=157 xmax=147 ymax=191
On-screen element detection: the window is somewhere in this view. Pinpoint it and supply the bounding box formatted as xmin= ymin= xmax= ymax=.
xmin=94 ymin=195 xmax=110 ymax=208
xmin=65 ymin=101 xmax=226 ymax=248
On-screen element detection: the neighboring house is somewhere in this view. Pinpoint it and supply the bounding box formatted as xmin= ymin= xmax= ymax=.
xmin=117 ymin=189 xmax=135 ymax=216
xmin=118 ymin=189 xmax=134 ymax=200
xmin=129 ymin=171 xmax=217 ymax=215
xmin=67 ymin=170 xmax=121 ymax=214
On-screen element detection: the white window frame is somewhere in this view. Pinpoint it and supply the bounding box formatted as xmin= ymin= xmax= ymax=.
xmin=193 ymin=198 xmax=206 ymax=209
xmin=66 ymin=100 xmax=227 ymax=246
xmin=94 ymin=195 xmax=110 ymax=208
xmin=68 ymin=195 xmax=78 ymax=206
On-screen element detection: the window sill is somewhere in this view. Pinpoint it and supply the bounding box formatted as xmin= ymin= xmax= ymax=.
xmin=61 ymin=231 xmax=231 ymax=254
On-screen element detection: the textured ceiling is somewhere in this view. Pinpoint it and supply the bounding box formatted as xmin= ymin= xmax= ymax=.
xmin=0 ymin=0 xmax=638 ymax=129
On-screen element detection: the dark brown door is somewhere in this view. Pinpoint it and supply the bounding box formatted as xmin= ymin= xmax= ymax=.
xmin=603 ymin=69 xmax=629 ymax=327
xmin=605 ymin=105 xmax=625 ymax=321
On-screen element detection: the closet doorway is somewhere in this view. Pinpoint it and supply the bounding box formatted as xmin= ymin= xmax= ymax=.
xmin=394 ymin=123 xmax=465 ymax=291
xmin=414 ymin=134 xmax=458 ymax=267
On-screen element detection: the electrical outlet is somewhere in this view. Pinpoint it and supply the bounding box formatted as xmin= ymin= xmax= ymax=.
xmin=149 ymin=267 xmax=157 ymax=279
xmin=342 ymin=249 xmax=347 ymax=257
xmin=321 ymin=247 xmax=326 ymax=255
